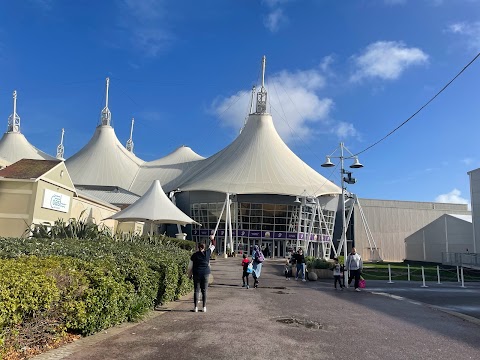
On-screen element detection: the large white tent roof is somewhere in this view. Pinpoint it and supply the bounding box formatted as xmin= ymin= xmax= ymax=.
xmin=107 ymin=180 xmax=199 ymax=225
xmin=177 ymin=113 xmax=341 ymax=197
xmin=130 ymin=145 xmax=205 ymax=195
xmin=0 ymin=132 xmax=55 ymax=163
xmin=65 ymin=125 xmax=144 ymax=189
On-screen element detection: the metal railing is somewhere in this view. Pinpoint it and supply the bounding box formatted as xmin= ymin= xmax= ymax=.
xmin=442 ymin=252 xmax=480 ymax=268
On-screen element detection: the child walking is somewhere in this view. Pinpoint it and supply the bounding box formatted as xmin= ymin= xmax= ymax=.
xmin=241 ymin=254 xmax=251 ymax=289
xmin=284 ymin=259 xmax=292 ymax=280
xmin=333 ymin=258 xmax=344 ymax=290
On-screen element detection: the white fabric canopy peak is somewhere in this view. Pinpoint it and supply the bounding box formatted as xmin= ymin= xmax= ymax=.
xmin=107 ymin=180 xmax=199 ymax=226
xmin=177 ymin=113 xmax=341 ymax=197
xmin=66 ymin=125 xmax=144 ymax=189
xmin=0 ymin=132 xmax=55 ymax=163
xmin=129 ymin=145 xmax=205 ymax=196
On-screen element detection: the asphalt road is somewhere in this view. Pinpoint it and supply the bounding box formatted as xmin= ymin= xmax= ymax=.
xmin=33 ymin=258 xmax=480 ymax=360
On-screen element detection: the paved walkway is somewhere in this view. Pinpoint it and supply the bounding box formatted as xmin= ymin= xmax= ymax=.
xmin=33 ymin=258 xmax=480 ymax=360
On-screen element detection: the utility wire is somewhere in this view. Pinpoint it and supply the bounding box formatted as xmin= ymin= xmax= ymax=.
xmin=353 ymin=51 xmax=480 ymax=157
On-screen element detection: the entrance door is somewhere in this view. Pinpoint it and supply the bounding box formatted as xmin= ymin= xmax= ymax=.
xmin=262 ymin=240 xmax=273 ymax=259
xmin=274 ymin=240 xmax=284 ymax=258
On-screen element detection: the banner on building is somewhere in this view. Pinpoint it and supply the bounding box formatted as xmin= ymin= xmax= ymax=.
xmin=192 ymin=228 xmax=330 ymax=242
xmin=42 ymin=189 xmax=70 ymax=213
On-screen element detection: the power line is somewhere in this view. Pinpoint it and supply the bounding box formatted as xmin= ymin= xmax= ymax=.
xmin=353 ymin=51 xmax=480 ymax=157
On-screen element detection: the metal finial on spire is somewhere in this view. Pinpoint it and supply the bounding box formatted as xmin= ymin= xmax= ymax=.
xmin=100 ymin=77 xmax=112 ymax=126
xmin=7 ymin=90 xmax=21 ymax=133
xmin=261 ymin=55 xmax=266 ymax=90
xmin=256 ymin=56 xmax=268 ymax=114
xmin=126 ymin=117 xmax=135 ymax=152
xmin=56 ymin=128 xmax=65 ymax=160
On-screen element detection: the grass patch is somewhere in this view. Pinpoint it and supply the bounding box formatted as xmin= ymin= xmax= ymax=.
xmin=362 ymin=262 xmax=480 ymax=282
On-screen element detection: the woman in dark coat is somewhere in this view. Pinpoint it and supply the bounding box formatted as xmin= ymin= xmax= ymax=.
xmin=188 ymin=236 xmax=216 ymax=312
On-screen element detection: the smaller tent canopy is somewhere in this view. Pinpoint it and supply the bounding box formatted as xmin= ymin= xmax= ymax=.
xmin=106 ymin=180 xmax=199 ymax=226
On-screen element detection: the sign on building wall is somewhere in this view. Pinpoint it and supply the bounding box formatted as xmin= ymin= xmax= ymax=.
xmin=42 ymin=189 xmax=70 ymax=213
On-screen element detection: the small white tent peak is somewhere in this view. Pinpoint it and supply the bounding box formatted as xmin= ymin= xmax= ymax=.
xmin=107 ymin=180 xmax=199 ymax=226
xmin=0 ymin=90 xmax=56 ymax=163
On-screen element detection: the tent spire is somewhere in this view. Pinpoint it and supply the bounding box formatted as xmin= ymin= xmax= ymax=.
xmin=255 ymin=56 xmax=268 ymax=114
xmin=126 ymin=117 xmax=134 ymax=152
xmin=56 ymin=128 xmax=65 ymax=160
xmin=100 ymin=77 xmax=112 ymax=126
xmin=7 ymin=90 xmax=21 ymax=133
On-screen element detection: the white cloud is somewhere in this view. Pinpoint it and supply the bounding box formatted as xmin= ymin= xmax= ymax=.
xmin=264 ymin=8 xmax=287 ymax=33
xmin=446 ymin=21 xmax=480 ymax=50
xmin=461 ymin=158 xmax=475 ymax=166
xmin=435 ymin=189 xmax=470 ymax=207
xmin=211 ymin=66 xmax=337 ymax=142
xmin=351 ymin=41 xmax=429 ymax=82
xmin=118 ymin=0 xmax=171 ymax=57
xmin=261 ymin=0 xmax=291 ymax=32
xmin=332 ymin=122 xmax=358 ymax=139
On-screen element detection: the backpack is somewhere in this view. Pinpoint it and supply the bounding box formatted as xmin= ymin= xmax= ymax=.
xmin=256 ymin=250 xmax=265 ymax=263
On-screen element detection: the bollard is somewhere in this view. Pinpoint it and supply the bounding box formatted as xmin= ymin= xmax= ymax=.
xmin=387 ymin=264 xmax=394 ymax=283
xmin=437 ymin=265 xmax=441 ymax=284
xmin=421 ymin=266 xmax=428 ymax=287
xmin=407 ymin=264 xmax=410 ymax=281
xmin=457 ymin=265 xmax=460 ymax=283
xmin=460 ymin=266 xmax=466 ymax=288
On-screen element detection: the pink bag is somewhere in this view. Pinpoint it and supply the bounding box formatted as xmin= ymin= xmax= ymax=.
xmin=359 ymin=277 xmax=366 ymax=288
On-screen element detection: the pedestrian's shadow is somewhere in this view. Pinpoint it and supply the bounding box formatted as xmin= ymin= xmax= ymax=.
xmin=154 ymin=308 xmax=193 ymax=312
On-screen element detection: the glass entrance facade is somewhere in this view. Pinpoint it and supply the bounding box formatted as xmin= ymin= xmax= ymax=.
xmin=190 ymin=200 xmax=336 ymax=258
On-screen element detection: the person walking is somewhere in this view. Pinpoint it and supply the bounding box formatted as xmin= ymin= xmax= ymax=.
xmin=294 ymin=248 xmax=306 ymax=281
xmin=241 ymin=253 xmax=251 ymax=289
xmin=251 ymin=245 xmax=264 ymax=288
xmin=347 ymin=247 xmax=363 ymax=292
xmin=332 ymin=258 xmax=344 ymax=290
xmin=187 ymin=236 xmax=215 ymax=312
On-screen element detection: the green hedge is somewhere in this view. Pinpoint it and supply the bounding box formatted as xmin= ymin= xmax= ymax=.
xmin=0 ymin=237 xmax=194 ymax=354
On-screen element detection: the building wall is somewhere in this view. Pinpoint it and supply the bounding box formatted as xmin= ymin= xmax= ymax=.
xmin=70 ymin=196 xmax=118 ymax=233
xmin=31 ymin=180 xmax=74 ymax=226
xmin=469 ymin=168 xmax=480 ymax=253
xmin=354 ymin=199 xmax=470 ymax=262
xmin=405 ymin=215 xmax=473 ymax=263
xmin=0 ymin=178 xmax=76 ymax=238
xmin=0 ymin=180 xmax=34 ymax=237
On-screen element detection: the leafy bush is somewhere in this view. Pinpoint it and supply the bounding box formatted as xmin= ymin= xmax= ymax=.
xmin=0 ymin=236 xmax=194 ymax=355
xmin=306 ymin=256 xmax=332 ymax=269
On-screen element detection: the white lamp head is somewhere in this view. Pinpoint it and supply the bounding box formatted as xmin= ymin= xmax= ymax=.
xmin=350 ymin=156 xmax=363 ymax=169
xmin=321 ymin=156 xmax=335 ymax=167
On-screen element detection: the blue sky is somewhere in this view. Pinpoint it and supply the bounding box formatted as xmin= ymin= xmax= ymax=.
xmin=0 ymin=0 xmax=479 ymax=205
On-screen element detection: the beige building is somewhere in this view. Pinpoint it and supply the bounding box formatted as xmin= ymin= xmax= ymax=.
xmin=352 ymin=198 xmax=471 ymax=262
xmin=405 ymin=214 xmax=473 ymax=263
xmin=0 ymin=159 xmax=120 ymax=238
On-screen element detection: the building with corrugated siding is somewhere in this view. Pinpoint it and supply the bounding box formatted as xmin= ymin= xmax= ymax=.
xmin=352 ymin=199 xmax=470 ymax=262
xmin=405 ymin=214 xmax=473 ymax=263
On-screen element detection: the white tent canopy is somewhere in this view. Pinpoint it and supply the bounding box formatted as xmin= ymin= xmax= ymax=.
xmin=66 ymin=125 xmax=144 ymax=189
xmin=106 ymin=180 xmax=199 ymax=226
xmin=0 ymin=132 xmax=55 ymax=163
xmin=177 ymin=113 xmax=341 ymax=197
xmin=130 ymin=145 xmax=205 ymax=196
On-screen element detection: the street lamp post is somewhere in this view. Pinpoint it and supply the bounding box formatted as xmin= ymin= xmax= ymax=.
xmin=322 ymin=142 xmax=363 ymax=287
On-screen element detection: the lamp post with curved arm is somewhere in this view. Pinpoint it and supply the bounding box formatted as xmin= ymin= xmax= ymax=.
xmin=322 ymin=142 xmax=363 ymax=287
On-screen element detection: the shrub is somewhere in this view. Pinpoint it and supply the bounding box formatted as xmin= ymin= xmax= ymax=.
xmin=0 ymin=236 xmax=194 ymax=354
xmin=306 ymin=257 xmax=332 ymax=270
